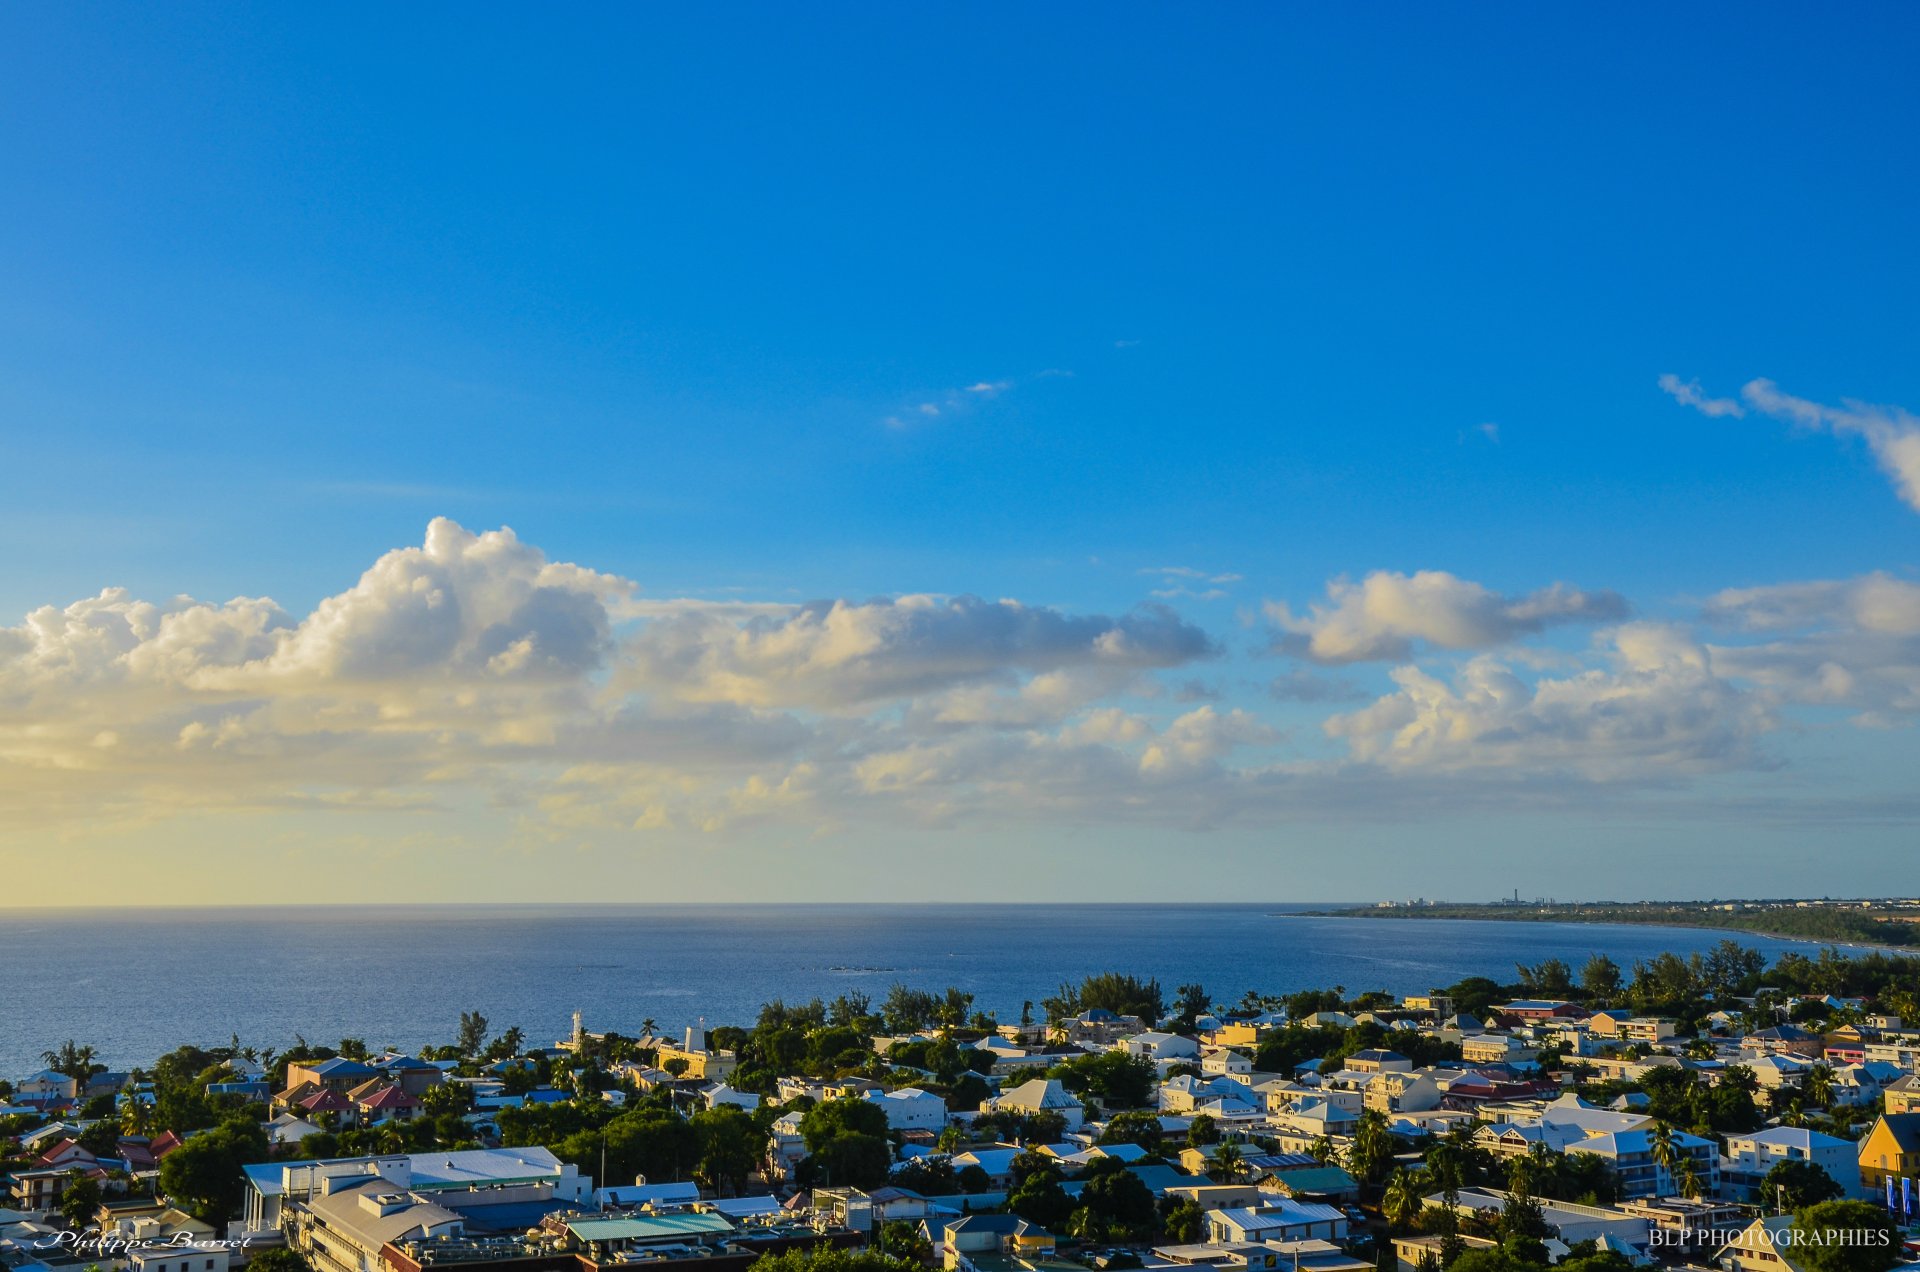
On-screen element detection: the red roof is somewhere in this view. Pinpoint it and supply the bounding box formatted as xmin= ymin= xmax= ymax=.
xmin=298 ymin=1089 xmax=350 ymax=1113
xmin=358 ymin=1084 xmax=420 ymax=1110
xmin=32 ymin=1138 xmax=96 ymax=1169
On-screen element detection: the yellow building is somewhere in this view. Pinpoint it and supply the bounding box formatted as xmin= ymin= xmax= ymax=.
xmin=1856 ymin=1112 xmax=1920 ymax=1191
xmin=655 ymin=1029 xmax=738 ymax=1081
xmin=1885 ymin=1077 xmax=1920 ymax=1116
xmin=1204 ymin=1022 xmax=1265 ymax=1049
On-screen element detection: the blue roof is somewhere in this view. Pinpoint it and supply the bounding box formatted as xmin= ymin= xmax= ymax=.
xmin=308 ymin=1058 xmax=379 ymax=1077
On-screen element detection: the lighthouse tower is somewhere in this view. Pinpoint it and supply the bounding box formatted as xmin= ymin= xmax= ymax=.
xmin=572 ymin=1010 xmax=584 ymax=1050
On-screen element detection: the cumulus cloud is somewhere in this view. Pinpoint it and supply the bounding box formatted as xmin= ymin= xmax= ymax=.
xmin=1325 ymin=622 xmax=1769 ymax=779
xmin=624 ymin=594 xmax=1215 ymax=709
xmin=1702 ymin=572 xmax=1920 ymax=722
xmin=1265 ymin=570 xmax=1629 ymax=664
xmin=1704 ymin=572 xmax=1920 ymax=635
xmin=2 ymin=520 xmax=1899 ymax=855
xmin=0 ymin=520 xmax=1237 ymax=838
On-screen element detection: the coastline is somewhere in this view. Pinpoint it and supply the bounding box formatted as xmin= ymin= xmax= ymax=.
xmin=1285 ymin=905 xmax=1918 ymax=958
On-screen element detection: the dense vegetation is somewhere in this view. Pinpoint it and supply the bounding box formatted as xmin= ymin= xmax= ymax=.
xmin=1319 ymin=900 xmax=1920 ymax=948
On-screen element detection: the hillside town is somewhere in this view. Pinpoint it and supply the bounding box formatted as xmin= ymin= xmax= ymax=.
xmin=6 ymin=944 xmax=1920 ymax=1272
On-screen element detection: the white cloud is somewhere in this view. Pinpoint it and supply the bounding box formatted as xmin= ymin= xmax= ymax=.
xmin=1740 ymin=379 xmax=1920 ymax=512
xmin=1703 ymin=572 xmax=1920 ymax=722
xmin=1324 ymin=623 xmax=1769 ymax=779
xmin=6 ymin=521 xmax=1906 ymax=855
xmin=1666 ymin=375 xmax=1920 ymax=512
xmin=1142 ymin=566 xmax=1243 ymax=584
xmin=1265 ymin=570 xmax=1629 ymax=664
xmin=624 ymin=593 xmax=1215 ymax=710
xmin=1704 ymin=572 xmax=1920 ymax=635
xmin=1659 ymin=373 xmax=1747 ymax=418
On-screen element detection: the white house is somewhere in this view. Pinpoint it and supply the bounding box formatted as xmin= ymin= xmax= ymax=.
xmin=1122 ymin=1032 xmax=1200 ymax=1063
xmin=987 ymin=1078 xmax=1083 ymax=1131
xmin=864 ymin=1087 xmax=947 ymax=1132
xmin=1201 ymin=1047 xmax=1253 ymax=1078
xmin=1566 ymin=1127 xmax=1718 ymax=1199
xmin=1272 ymin=1097 xmax=1358 ymax=1139
xmin=1721 ymin=1127 xmax=1865 ymax=1200
xmin=1205 ymin=1200 xmax=1349 ymax=1245
xmin=700 ymin=1083 xmax=761 ymax=1112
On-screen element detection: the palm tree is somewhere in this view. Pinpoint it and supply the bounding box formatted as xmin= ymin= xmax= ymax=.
xmin=1308 ymin=1135 xmax=1335 ymax=1164
xmin=1210 ymin=1141 xmax=1246 ymax=1183
xmin=120 ymin=1097 xmax=152 ymax=1136
xmin=1648 ymin=1121 xmax=1679 ymax=1194
xmin=1383 ymin=1167 xmax=1427 ymax=1231
xmin=41 ymin=1041 xmax=95 ymax=1081
xmin=1805 ymin=1064 xmax=1835 ymax=1109
xmin=1674 ymin=1157 xmax=1702 ymax=1200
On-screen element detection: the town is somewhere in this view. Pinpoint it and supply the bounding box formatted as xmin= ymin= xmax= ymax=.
xmin=5 ymin=943 xmax=1920 ymax=1272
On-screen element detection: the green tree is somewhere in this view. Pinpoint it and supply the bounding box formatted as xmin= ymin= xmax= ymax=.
xmin=1041 ymin=973 xmax=1166 ymax=1024
xmin=1499 ymin=1157 xmax=1549 ymax=1243
xmin=692 ymin=1106 xmax=761 ymax=1195
xmin=158 ymin=1118 xmax=270 ymax=1224
xmin=246 ymin=1252 xmax=315 ymax=1272
xmin=1382 ymin=1167 xmax=1426 ymax=1232
xmin=797 ymin=1097 xmax=892 ymax=1190
xmin=1161 ymin=1197 xmax=1205 ymax=1243
xmin=876 ymin=1220 xmax=932 ymax=1265
xmin=1008 ymin=1163 xmax=1074 ymax=1230
xmin=1209 ymin=1141 xmax=1246 ymax=1183
xmin=1804 ymin=1064 xmax=1835 ymax=1109
xmin=59 ymin=1171 xmax=103 ymax=1228
xmin=1761 ymin=1159 xmax=1842 ymax=1211
xmin=1788 ymin=1201 xmax=1902 ymax=1272
xmin=1349 ymin=1109 xmax=1396 ymax=1187
xmin=1579 ymin=956 xmax=1622 ymax=1003
xmin=41 ymin=1041 xmax=98 ymax=1082
xmin=1647 ymin=1121 xmax=1678 ymax=1189
xmin=1516 ymin=960 xmax=1573 ymax=997
xmin=1099 ymin=1110 xmax=1165 ymax=1152
xmin=1052 ymin=1050 xmax=1156 ymax=1109
xmin=1075 ymin=1158 xmax=1158 ymax=1240
xmin=456 ymin=1011 xmax=489 ymax=1056
xmin=749 ymin=1249 xmax=920 ymax=1272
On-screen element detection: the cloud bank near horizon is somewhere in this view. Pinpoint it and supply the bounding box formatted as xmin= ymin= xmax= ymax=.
xmin=3 ymin=511 xmax=1916 ymax=858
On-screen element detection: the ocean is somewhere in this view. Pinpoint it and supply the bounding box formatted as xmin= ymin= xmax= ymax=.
xmin=0 ymin=903 xmax=1816 ymax=1080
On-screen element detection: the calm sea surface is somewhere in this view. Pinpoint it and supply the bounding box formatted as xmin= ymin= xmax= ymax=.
xmin=0 ymin=904 xmax=1816 ymax=1080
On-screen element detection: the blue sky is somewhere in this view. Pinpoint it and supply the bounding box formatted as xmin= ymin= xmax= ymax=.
xmin=3 ymin=5 xmax=1918 ymax=904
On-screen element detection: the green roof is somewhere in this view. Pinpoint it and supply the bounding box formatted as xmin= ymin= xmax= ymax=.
xmin=567 ymin=1214 xmax=734 ymax=1243
xmin=1271 ymin=1166 xmax=1359 ymax=1193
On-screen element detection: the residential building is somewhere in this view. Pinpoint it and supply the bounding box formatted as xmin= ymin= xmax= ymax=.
xmin=941 ymin=1214 xmax=1058 ymax=1272
xmin=1857 ymin=1113 xmax=1920 ymax=1193
xmin=1344 ymin=1050 xmax=1410 ymax=1075
xmin=1123 ymin=1032 xmax=1201 ymax=1063
xmin=1884 ymin=1076 xmax=1920 ymax=1116
xmin=1364 ymin=1070 xmax=1441 ymax=1114
xmin=1565 ymin=1127 xmax=1718 ymax=1199
xmin=1494 ymin=1001 xmax=1587 ymax=1022
xmin=1203 ymin=1201 xmax=1349 ymax=1245
xmin=1722 ymin=1128 xmax=1865 ymax=1201
xmin=862 ymin=1087 xmax=946 ymax=1132
xmin=986 ymin=1078 xmax=1084 ymax=1132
